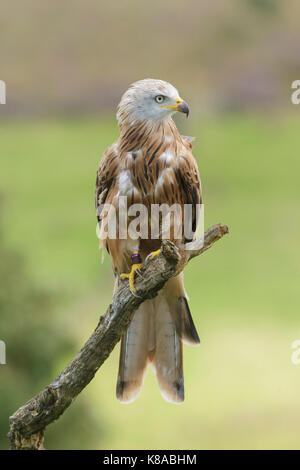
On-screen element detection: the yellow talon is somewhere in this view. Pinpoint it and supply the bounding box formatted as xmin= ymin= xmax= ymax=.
xmin=147 ymin=248 xmax=161 ymax=261
xmin=120 ymin=263 xmax=144 ymax=293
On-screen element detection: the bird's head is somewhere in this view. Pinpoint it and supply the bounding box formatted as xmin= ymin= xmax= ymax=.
xmin=117 ymin=78 xmax=189 ymax=126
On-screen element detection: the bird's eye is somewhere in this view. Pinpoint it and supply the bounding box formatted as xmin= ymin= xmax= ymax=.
xmin=155 ymin=95 xmax=165 ymax=104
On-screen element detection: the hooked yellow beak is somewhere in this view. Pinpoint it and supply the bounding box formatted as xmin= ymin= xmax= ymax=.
xmin=161 ymin=98 xmax=189 ymax=117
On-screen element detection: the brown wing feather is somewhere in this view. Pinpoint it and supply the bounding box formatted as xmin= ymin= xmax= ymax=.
xmin=95 ymin=143 xmax=120 ymax=262
xmin=95 ymin=144 xmax=119 ymax=214
xmin=178 ymin=152 xmax=202 ymax=242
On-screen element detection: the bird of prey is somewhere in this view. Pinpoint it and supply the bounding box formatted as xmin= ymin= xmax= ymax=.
xmin=95 ymin=79 xmax=202 ymax=404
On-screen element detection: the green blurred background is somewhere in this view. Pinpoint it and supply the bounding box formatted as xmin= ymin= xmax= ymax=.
xmin=1 ymin=0 xmax=300 ymax=450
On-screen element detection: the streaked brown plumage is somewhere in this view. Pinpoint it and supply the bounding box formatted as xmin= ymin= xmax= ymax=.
xmin=95 ymin=79 xmax=202 ymax=403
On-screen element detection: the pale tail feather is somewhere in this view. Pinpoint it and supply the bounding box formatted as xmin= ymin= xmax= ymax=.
xmin=116 ymin=276 xmax=200 ymax=404
xmin=116 ymin=300 xmax=154 ymax=403
xmin=153 ymin=295 xmax=184 ymax=403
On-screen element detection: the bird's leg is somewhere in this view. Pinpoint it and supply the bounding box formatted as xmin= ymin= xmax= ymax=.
xmin=120 ymin=253 xmax=144 ymax=296
xmin=145 ymin=248 xmax=161 ymax=263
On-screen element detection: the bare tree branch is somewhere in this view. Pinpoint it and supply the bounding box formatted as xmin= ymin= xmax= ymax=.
xmin=8 ymin=223 xmax=229 ymax=450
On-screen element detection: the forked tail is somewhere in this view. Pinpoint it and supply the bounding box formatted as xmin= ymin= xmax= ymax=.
xmin=116 ymin=275 xmax=200 ymax=404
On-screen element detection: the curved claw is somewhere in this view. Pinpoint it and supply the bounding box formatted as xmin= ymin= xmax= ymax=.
xmin=136 ymin=268 xmax=145 ymax=279
xmin=131 ymin=289 xmax=142 ymax=298
xmin=145 ymin=248 xmax=161 ymax=264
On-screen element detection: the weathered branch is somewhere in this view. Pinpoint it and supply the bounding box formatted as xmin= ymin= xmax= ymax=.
xmin=8 ymin=223 xmax=228 ymax=450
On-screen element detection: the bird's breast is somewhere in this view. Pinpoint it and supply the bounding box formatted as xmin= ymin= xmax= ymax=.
xmin=117 ymin=147 xmax=184 ymax=209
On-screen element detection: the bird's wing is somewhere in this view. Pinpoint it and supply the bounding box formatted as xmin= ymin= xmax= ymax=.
xmin=181 ymin=135 xmax=195 ymax=146
xmin=178 ymin=151 xmax=202 ymax=242
xmin=95 ymin=143 xmax=119 ymax=254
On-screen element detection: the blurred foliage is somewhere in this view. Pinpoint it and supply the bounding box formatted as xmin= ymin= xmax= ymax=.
xmin=0 ymin=207 xmax=104 ymax=449
xmin=1 ymin=0 xmax=300 ymax=116
xmin=246 ymin=0 xmax=278 ymax=15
